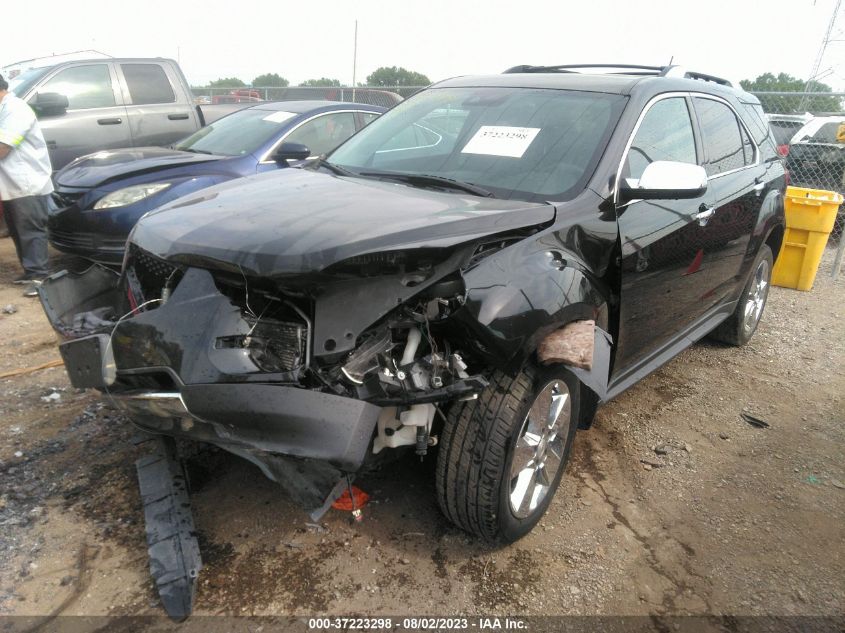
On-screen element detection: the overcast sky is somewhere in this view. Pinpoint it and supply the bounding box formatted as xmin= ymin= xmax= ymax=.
xmin=4 ymin=0 xmax=844 ymax=89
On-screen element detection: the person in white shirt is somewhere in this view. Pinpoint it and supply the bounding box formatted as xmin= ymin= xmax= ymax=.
xmin=0 ymin=73 xmax=54 ymax=297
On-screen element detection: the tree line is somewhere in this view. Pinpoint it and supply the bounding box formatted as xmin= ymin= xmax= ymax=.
xmin=205 ymin=66 xmax=431 ymax=89
xmin=203 ymin=69 xmax=842 ymax=113
xmin=740 ymin=73 xmax=842 ymax=113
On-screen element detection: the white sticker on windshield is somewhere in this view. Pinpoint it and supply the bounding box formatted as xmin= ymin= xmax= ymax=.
xmin=461 ymin=126 xmax=541 ymax=158
xmin=262 ymin=111 xmax=297 ymax=123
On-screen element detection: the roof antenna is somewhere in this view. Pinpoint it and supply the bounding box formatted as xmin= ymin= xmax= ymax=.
xmin=668 ymin=55 xmax=674 ymax=65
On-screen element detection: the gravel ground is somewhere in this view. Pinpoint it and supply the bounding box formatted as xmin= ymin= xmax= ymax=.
xmin=0 ymin=238 xmax=842 ymax=627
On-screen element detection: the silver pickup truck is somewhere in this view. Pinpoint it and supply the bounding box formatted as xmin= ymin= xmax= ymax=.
xmin=8 ymin=58 xmax=239 ymax=169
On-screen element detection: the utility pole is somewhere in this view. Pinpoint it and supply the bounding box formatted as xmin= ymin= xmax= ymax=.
xmin=799 ymin=0 xmax=842 ymax=109
xmin=352 ymin=20 xmax=358 ymax=101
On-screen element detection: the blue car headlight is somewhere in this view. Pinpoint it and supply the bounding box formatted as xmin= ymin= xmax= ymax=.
xmin=93 ymin=183 xmax=172 ymax=210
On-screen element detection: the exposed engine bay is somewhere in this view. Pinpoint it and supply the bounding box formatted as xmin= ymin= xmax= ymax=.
xmin=41 ymin=236 xmax=536 ymax=509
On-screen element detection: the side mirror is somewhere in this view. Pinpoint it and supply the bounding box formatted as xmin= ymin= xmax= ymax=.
xmin=619 ymin=161 xmax=707 ymax=202
xmin=272 ymin=142 xmax=311 ymax=162
xmin=31 ymin=92 xmax=69 ymax=117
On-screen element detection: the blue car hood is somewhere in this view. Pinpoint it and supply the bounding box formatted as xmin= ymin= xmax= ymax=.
xmin=131 ymin=168 xmax=556 ymax=277
xmin=56 ymin=147 xmax=228 ymax=188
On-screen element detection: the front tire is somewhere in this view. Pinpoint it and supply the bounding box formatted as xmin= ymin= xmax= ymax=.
xmin=435 ymin=365 xmax=580 ymax=543
xmin=709 ymin=244 xmax=773 ymax=346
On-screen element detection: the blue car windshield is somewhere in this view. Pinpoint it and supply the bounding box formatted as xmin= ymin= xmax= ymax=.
xmin=329 ymin=87 xmax=627 ymax=202
xmin=174 ymin=108 xmax=299 ymax=157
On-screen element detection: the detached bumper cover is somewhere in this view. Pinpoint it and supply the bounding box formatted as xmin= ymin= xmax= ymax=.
xmin=39 ymin=267 xmax=383 ymax=475
xmin=118 ymin=386 xmax=381 ymax=472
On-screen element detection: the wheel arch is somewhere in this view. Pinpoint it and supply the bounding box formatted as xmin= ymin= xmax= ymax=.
xmin=749 ymin=188 xmax=786 ymax=264
xmin=454 ymin=242 xmax=614 ymax=426
xmin=765 ymin=222 xmax=785 ymax=264
xmin=458 ymin=251 xmax=611 ymax=368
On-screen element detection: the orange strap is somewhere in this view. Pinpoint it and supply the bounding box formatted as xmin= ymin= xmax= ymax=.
xmin=0 ymin=358 xmax=64 ymax=379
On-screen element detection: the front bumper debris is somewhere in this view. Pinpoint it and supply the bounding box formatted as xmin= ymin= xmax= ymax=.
xmin=38 ymin=266 xmax=383 ymax=510
xmin=136 ymin=436 xmax=202 ymax=621
xmin=113 ymin=385 xmax=381 ymax=472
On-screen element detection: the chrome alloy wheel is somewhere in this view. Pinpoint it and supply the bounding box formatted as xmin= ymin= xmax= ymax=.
xmin=743 ymin=258 xmax=770 ymax=335
xmin=509 ymin=380 xmax=572 ymax=519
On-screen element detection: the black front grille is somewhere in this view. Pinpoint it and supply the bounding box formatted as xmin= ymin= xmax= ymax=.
xmin=126 ymin=244 xmax=181 ymax=303
xmin=50 ymin=229 xmax=126 ymax=252
xmin=50 ymin=229 xmax=95 ymax=249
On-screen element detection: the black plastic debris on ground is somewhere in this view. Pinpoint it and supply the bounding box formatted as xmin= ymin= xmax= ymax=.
xmin=135 ymin=436 xmax=202 ymax=620
xmin=741 ymin=412 xmax=771 ymax=429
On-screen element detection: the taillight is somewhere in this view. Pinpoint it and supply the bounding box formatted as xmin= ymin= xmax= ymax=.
xmin=777 ymin=144 xmax=789 ymax=157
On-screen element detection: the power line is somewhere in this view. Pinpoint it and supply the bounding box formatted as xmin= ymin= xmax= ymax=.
xmin=799 ymin=0 xmax=843 ymax=107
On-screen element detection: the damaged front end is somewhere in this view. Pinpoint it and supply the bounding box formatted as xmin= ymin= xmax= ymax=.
xmin=39 ymin=237 xmax=509 ymax=514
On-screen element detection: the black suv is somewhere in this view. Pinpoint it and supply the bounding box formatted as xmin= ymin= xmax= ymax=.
xmin=40 ymin=64 xmax=785 ymax=545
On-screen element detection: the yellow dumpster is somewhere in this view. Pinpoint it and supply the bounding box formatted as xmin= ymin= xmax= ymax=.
xmin=771 ymin=186 xmax=843 ymax=291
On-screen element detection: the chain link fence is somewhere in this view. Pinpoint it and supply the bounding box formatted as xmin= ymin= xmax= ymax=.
xmin=751 ymin=92 xmax=845 ymax=279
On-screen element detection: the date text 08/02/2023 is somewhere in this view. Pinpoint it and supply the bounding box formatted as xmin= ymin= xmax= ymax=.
xmin=308 ymin=617 xmax=528 ymax=630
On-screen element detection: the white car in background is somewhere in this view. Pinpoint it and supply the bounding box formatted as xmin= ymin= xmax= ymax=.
xmin=766 ymin=112 xmax=813 ymax=156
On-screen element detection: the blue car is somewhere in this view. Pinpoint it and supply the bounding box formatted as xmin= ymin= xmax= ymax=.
xmin=48 ymin=101 xmax=385 ymax=263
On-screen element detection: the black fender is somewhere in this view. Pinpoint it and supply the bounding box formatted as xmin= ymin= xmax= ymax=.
xmin=454 ymin=235 xmax=612 ymax=376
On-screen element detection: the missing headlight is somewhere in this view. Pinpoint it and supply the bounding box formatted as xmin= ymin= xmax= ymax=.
xmin=341 ymin=328 xmax=394 ymax=384
xmin=216 ymin=319 xmax=308 ymax=373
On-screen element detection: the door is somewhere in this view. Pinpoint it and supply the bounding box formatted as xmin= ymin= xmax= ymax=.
xmin=29 ymin=63 xmax=130 ymax=169
xmin=256 ymin=111 xmax=359 ymax=174
xmin=614 ymin=95 xmax=710 ymax=375
xmin=691 ymin=96 xmax=763 ymax=304
xmin=118 ymin=62 xmax=199 ymax=148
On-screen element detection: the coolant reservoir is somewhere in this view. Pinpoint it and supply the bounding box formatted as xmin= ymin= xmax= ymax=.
xmin=372 ymin=404 xmax=435 ymax=453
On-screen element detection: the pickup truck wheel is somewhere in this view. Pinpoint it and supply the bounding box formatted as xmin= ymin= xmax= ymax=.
xmin=435 ymin=366 xmax=579 ymax=543
xmin=709 ymin=244 xmax=773 ymax=346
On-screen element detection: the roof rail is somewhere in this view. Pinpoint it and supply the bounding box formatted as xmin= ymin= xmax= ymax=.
xmin=504 ymin=64 xmax=664 ymax=75
xmin=503 ymin=64 xmax=732 ymax=86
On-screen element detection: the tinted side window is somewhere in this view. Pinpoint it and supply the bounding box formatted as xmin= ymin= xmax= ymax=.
xmin=37 ymin=64 xmax=115 ymax=110
xmin=625 ymin=97 xmax=696 ymax=181
xmin=284 ymin=112 xmax=357 ymax=157
xmin=738 ymin=103 xmax=778 ymax=161
xmin=121 ymin=64 xmax=176 ymax=105
xmin=360 ymin=112 xmax=380 ymax=127
xmin=695 ymin=98 xmax=746 ymax=176
xmin=769 ymin=121 xmax=802 ymax=145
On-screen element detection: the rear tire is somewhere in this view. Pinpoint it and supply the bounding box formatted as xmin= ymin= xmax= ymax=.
xmin=709 ymin=244 xmax=773 ymax=346
xmin=435 ymin=365 xmax=580 ymax=543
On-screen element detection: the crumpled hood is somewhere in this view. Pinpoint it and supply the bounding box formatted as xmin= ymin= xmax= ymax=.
xmin=56 ymin=147 xmax=226 ymax=188
xmin=130 ymin=168 xmax=555 ymax=276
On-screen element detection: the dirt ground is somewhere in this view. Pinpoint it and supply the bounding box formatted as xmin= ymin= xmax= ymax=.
xmin=0 ymin=237 xmax=843 ymax=627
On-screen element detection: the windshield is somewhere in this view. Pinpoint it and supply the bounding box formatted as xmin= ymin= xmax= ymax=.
xmin=329 ymin=86 xmax=626 ymax=202
xmin=7 ymin=66 xmax=53 ymax=97
xmin=805 ymin=121 xmax=845 ymax=144
xmin=769 ymin=120 xmax=804 ymax=146
xmin=174 ymin=108 xmax=299 ymax=156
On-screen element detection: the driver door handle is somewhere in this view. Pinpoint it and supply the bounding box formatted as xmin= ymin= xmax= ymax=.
xmin=97 ymin=117 xmax=122 ymax=125
xmin=695 ymin=205 xmax=715 ymax=226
